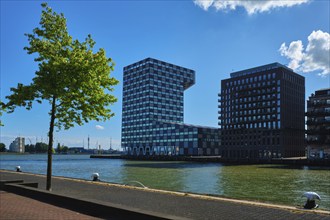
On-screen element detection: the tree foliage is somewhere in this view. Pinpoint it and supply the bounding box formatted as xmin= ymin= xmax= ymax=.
xmin=56 ymin=143 xmax=68 ymax=154
xmin=25 ymin=142 xmax=49 ymax=153
xmin=0 ymin=103 xmax=5 ymax=126
xmin=0 ymin=143 xmax=6 ymax=152
xmin=5 ymin=3 xmax=118 ymax=129
xmin=4 ymin=3 xmax=118 ymax=190
xmin=25 ymin=144 xmax=36 ymax=153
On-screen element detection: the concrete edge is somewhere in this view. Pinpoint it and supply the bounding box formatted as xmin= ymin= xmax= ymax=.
xmin=2 ymin=170 xmax=329 ymax=216
xmin=0 ymin=179 xmax=24 ymax=187
xmin=1 ymin=181 xmax=190 ymax=220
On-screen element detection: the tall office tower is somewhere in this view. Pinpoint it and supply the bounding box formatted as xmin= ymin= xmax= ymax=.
xmin=306 ymin=88 xmax=330 ymax=159
xmin=218 ymin=63 xmax=305 ymax=159
xmin=122 ymin=58 xmax=219 ymax=156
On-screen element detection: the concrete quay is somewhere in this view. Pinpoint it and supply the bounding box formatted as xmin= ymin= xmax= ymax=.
xmin=1 ymin=170 xmax=329 ymax=220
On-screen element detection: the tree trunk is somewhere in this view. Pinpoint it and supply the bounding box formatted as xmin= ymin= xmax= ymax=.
xmin=46 ymin=96 xmax=56 ymax=191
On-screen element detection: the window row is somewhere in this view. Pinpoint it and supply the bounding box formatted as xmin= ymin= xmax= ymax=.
xmin=225 ymin=73 xmax=276 ymax=87
xmin=222 ymin=121 xmax=281 ymax=129
xmin=221 ymin=107 xmax=280 ymax=115
xmin=125 ymin=103 xmax=182 ymax=109
xmin=221 ymin=93 xmax=280 ymax=103
xmin=221 ymin=103 xmax=278 ymax=112
xmin=222 ymin=114 xmax=281 ymax=123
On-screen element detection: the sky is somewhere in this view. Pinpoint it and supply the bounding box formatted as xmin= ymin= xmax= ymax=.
xmin=1 ymin=0 xmax=329 ymax=150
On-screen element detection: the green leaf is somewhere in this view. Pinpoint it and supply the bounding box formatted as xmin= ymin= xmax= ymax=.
xmin=4 ymin=2 xmax=119 ymax=130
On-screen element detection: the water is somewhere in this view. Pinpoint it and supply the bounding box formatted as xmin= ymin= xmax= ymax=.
xmin=1 ymin=154 xmax=329 ymax=210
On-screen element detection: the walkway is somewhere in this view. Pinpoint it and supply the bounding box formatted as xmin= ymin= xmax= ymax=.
xmin=0 ymin=191 xmax=101 ymax=220
xmin=1 ymin=170 xmax=329 ymax=220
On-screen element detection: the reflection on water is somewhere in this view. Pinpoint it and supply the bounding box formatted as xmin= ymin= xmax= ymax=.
xmin=120 ymin=161 xmax=186 ymax=191
xmin=1 ymin=154 xmax=329 ymax=210
xmin=219 ymin=165 xmax=307 ymax=206
xmin=258 ymin=165 xmax=330 ymax=171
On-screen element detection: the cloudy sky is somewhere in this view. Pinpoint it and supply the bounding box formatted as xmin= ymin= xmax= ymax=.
xmin=1 ymin=0 xmax=329 ymax=149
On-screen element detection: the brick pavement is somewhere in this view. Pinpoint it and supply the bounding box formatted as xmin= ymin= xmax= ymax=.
xmin=0 ymin=191 xmax=101 ymax=220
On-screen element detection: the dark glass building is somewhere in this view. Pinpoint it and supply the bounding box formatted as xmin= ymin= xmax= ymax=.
xmin=122 ymin=58 xmax=219 ymax=156
xmin=306 ymin=88 xmax=330 ymax=159
xmin=218 ymin=63 xmax=305 ymax=159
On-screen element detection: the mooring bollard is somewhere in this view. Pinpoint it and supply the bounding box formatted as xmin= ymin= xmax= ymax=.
xmin=16 ymin=166 xmax=22 ymax=172
xmin=91 ymin=173 xmax=100 ymax=181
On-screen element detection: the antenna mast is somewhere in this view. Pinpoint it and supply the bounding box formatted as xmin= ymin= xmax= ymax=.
xmin=110 ymin=138 xmax=112 ymax=150
xmin=88 ymin=135 xmax=90 ymax=150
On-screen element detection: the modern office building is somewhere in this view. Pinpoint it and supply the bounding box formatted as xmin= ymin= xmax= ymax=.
xmin=9 ymin=137 xmax=25 ymax=153
xmin=306 ymin=88 xmax=330 ymax=159
xmin=121 ymin=58 xmax=219 ymax=156
xmin=218 ymin=63 xmax=305 ymax=159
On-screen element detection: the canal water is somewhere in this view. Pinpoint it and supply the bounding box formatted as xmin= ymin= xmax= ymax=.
xmin=1 ymin=154 xmax=329 ymax=210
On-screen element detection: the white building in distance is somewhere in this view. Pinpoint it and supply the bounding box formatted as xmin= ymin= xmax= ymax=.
xmin=9 ymin=137 xmax=25 ymax=153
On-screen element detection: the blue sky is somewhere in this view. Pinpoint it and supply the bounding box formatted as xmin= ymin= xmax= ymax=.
xmin=1 ymin=0 xmax=329 ymax=150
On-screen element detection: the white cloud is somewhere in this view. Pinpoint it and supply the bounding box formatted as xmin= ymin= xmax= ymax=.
xmin=95 ymin=125 xmax=105 ymax=130
xmin=194 ymin=0 xmax=214 ymax=10
xmin=193 ymin=0 xmax=309 ymax=14
xmin=279 ymin=30 xmax=330 ymax=77
xmin=279 ymin=40 xmax=304 ymax=70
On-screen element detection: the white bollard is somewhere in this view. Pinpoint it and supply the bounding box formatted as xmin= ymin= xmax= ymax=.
xmin=91 ymin=173 xmax=100 ymax=181
xmin=16 ymin=166 xmax=21 ymax=172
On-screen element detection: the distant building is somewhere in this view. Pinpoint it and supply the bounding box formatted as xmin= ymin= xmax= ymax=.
xmin=218 ymin=63 xmax=305 ymax=159
xmin=306 ymin=88 xmax=330 ymax=159
xmin=9 ymin=137 xmax=25 ymax=153
xmin=121 ymin=58 xmax=219 ymax=156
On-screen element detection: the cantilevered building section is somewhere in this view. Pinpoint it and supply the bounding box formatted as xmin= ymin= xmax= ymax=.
xmin=218 ymin=63 xmax=305 ymax=159
xmin=122 ymin=58 xmax=219 ymax=156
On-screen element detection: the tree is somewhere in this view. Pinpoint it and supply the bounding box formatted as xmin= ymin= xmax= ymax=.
xmin=35 ymin=142 xmax=48 ymax=153
xmin=0 ymin=102 xmax=6 ymax=127
xmin=62 ymin=146 xmax=69 ymax=154
xmin=25 ymin=144 xmax=36 ymax=153
xmin=56 ymin=143 xmax=62 ymax=153
xmin=55 ymin=143 xmax=68 ymax=154
xmin=0 ymin=143 xmax=6 ymax=152
xmin=4 ymin=3 xmax=118 ymax=191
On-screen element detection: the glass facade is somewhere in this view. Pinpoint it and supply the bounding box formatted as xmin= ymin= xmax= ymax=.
xmin=219 ymin=63 xmax=305 ymax=159
xmin=122 ymin=58 xmax=219 ymax=156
